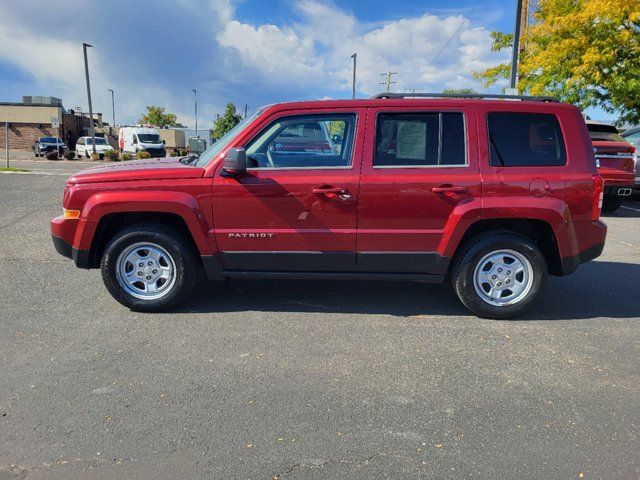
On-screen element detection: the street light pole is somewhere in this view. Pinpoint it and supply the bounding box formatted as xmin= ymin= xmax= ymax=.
xmin=509 ymin=0 xmax=524 ymax=90
xmin=108 ymin=89 xmax=115 ymax=129
xmin=351 ymin=53 xmax=357 ymax=99
xmin=82 ymin=43 xmax=96 ymax=155
xmin=192 ymin=89 xmax=198 ymax=137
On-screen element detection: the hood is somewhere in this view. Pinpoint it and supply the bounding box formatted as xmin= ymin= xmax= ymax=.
xmin=68 ymin=157 xmax=205 ymax=184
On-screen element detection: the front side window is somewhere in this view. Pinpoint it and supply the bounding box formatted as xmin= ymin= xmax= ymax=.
xmin=245 ymin=114 xmax=356 ymax=168
xmin=374 ymin=112 xmax=466 ymax=167
xmin=488 ymin=112 xmax=566 ymax=167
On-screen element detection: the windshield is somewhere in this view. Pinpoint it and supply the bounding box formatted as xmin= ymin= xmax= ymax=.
xmin=86 ymin=138 xmax=108 ymax=145
xmin=40 ymin=137 xmax=60 ymax=143
xmin=137 ymin=134 xmax=161 ymax=143
xmin=194 ymin=109 xmax=264 ymax=167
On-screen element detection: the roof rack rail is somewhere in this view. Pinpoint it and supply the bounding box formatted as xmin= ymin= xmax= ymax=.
xmin=372 ymin=92 xmax=559 ymax=102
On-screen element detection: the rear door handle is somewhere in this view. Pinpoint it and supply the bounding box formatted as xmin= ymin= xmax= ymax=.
xmin=432 ymin=186 xmax=468 ymax=194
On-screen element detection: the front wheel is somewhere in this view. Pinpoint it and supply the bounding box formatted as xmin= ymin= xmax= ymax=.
xmin=100 ymin=223 xmax=199 ymax=312
xmin=451 ymin=232 xmax=548 ymax=319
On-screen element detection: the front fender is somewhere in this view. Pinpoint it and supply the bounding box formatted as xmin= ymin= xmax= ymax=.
xmin=74 ymin=190 xmax=213 ymax=254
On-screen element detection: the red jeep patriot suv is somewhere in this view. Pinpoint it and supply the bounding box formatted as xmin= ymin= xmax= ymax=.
xmin=51 ymin=93 xmax=607 ymax=319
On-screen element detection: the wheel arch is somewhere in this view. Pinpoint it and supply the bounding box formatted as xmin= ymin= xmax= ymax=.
xmin=86 ymin=211 xmax=206 ymax=268
xmin=451 ymin=218 xmax=563 ymax=275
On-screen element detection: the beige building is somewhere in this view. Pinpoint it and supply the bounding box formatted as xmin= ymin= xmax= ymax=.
xmin=0 ymin=96 xmax=94 ymax=152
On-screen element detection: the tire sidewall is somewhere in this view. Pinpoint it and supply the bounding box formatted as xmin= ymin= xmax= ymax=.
xmin=101 ymin=227 xmax=196 ymax=312
xmin=453 ymin=234 xmax=548 ymax=319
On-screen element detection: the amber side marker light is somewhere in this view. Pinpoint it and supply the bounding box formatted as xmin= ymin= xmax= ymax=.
xmin=63 ymin=209 xmax=81 ymax=219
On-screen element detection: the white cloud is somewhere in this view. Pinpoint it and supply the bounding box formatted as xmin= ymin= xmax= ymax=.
xmin=0 ymin=0 xmax=510 ymax=126
xmin=216 ymin=1 xmax=509 ymax=95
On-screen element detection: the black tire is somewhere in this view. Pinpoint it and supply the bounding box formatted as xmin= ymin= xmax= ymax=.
xmin=602 ymin=195 xmax=622 ymax=212
xmin=451 ymin=231 xmax=548 ymax=319
xmin=100 ymin=223 xmax=199 ymax=312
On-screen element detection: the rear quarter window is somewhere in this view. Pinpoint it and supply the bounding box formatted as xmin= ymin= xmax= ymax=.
xmin=487 ymin=112 xmax=567 ymax=167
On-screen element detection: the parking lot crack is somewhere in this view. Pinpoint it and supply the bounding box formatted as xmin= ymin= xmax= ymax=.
xmin=271 ymin=453 xmax=380 ymax=479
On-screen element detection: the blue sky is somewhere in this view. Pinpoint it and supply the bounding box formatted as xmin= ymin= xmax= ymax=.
xmin=0 ymin=0 xmax=610 ymax=129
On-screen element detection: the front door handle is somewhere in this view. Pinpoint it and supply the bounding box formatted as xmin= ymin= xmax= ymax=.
xmin=432 ymin=186 xmax=468 ymax=194
xmin=312 ymin=186 xmax=352 ymax=200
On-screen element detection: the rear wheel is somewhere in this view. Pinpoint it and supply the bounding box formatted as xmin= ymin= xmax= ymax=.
xmin=451 ymin=232 xmax=548 ymax=319
xmin=602 ymin=194 xmax=622 ymax=212
xmin=101 ymin=223 xmax=199 ymax=312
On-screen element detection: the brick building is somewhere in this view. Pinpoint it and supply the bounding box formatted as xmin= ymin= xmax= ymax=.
xmin=0 ymin=96 xmax=99 ymax=153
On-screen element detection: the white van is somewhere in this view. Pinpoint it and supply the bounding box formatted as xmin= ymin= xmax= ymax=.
xmin=118 ymin=127 xmax=166 ymax=157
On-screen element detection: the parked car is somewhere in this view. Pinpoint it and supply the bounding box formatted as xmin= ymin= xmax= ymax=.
xmin=75 ymin=136 xmax=114 ymax=159
xmin=51 ymin=93 xmax=607 ymax=319
xmin=33 ymin=137 xmax=66 ymax=157
xmin=621 ymin=126 xmax=640 ymax=190
xmin=586 ymin=121 xmax=635 ymax=210
xmin=118 ymin=127 xmax=166 ymax=157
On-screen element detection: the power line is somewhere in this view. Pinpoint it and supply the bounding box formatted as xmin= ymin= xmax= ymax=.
xmin=426 ymin=0 xmax=484 ymax=68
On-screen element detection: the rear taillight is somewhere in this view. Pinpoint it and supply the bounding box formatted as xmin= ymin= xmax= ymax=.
xmin=592 ymin=174 xmax=604 ymax=221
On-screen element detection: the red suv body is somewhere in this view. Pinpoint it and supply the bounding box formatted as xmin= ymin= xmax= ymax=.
xmin=587 ymin=121 xmax=635 ymax=211
xmin=51 ymin=95 xmax=607 ymax=318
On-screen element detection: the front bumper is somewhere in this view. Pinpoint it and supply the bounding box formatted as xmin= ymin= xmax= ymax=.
xmin=142 ymin=148 xmax=166 ymax=157
xmin=51 ymin=235 xmax=92 ymax=268
xmin=51 ymin=215 xmax=93 ymax=268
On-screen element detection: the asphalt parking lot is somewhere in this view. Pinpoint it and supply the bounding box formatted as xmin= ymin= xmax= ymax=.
xmin=1 ymin=165 xmax=639 ymax=480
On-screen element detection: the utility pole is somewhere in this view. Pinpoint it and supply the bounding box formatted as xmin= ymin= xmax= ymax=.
xmin=108 ymin=89 xmax=115 ymax=129
xmin=351 ymin=53 xmax=357 ymax=99
xmin=5 ymin=122 xmax=8 ymax=168
xmin=379 ymin=72 xmax=398 ymax=93
xmin=509 ymin=0 xmax=524 ymax=90
xmin=83 ymin=43 xmax=96 ymax=155
xmin=244 ymin=103 xmax=248 ymax=118
xmin=192 ymin=89 xmax=198 ymax=137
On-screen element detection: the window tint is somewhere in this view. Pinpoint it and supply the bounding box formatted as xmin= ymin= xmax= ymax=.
xmin=374 ymin=113 xmax=466 ymax=167
xmin=245 ymin=114 xmax=355 ymax=168
xmin=487 ymin=113 xmax=566 ymax=167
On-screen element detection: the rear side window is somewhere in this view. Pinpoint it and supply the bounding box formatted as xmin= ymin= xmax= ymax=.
xmin=487 ymin=113 xmax=566 ymax=167
xmin=374 ymin=112 xmax=466 ymax=167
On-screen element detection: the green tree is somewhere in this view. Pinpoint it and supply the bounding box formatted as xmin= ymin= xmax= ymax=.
xmin=442 ymin=88 xmax=478 ymax=95
xmin=139 ymin=106 xmax=178 ymax=128
xmin=211 ymin=103 xmax=243 ymax=139
xmin=474 ymin=0 xmax=640 ymax=124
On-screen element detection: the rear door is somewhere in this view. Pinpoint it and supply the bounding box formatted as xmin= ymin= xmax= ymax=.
xmin=357 ymin=106 xmax=480 ymax=273
xmin=212 ymin=109 xmax=365 ymax=272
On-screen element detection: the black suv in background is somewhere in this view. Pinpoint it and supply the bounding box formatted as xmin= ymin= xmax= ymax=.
xmin=33 ymin=137 xmax=67 ymax=157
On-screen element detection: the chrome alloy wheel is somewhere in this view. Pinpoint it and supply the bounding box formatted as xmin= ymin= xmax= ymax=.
xmin=115 ymin=242 xmax=176 ymax=300
xmin=473 ymin=249 xmax=533 ymax=307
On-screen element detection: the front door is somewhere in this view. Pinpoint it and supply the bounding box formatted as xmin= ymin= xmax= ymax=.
xmin=357 ymin=106 xmax=481 ymax=273
xmin=212 ymin=109 xmax=365 ymax=272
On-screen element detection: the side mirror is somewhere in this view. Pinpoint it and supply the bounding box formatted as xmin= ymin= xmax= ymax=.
xmin=331 ymin=134 xmax=343 ymax=143
xmin=222 ymin=148 xmax=247 ymax=175
xmin=162 ymin=139 xmax=166 ymax=144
